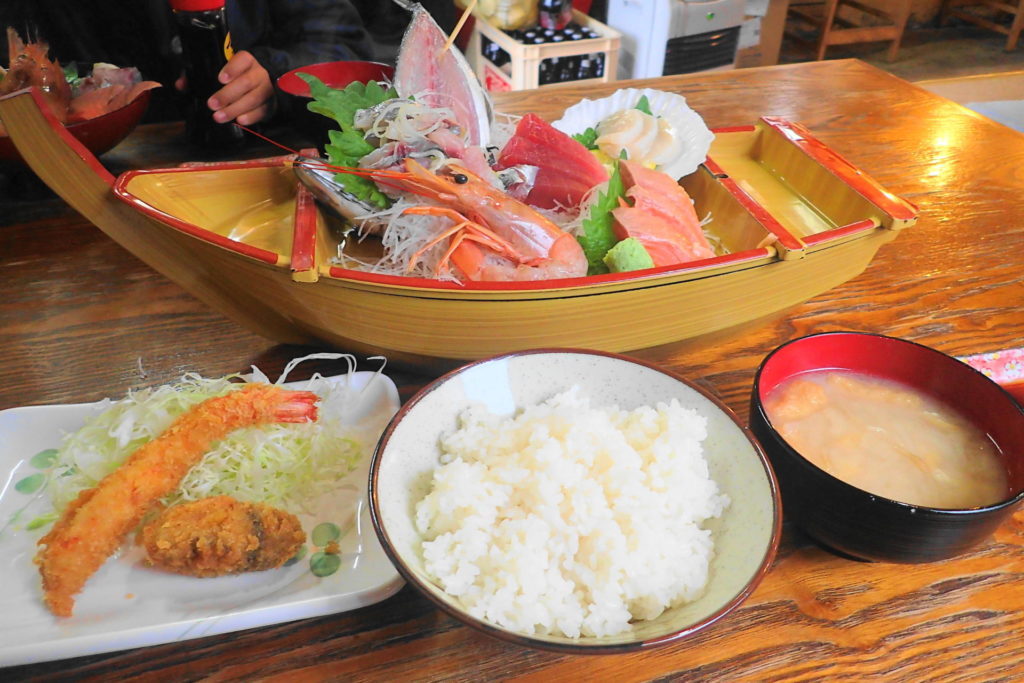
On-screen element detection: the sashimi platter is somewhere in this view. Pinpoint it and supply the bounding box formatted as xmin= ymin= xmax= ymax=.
xmin=0 ymin=3 xmax=918 ymax=369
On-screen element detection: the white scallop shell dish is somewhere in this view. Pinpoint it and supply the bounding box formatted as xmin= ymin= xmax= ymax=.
xmin=552 ymin=87 xmax=714 ymax=180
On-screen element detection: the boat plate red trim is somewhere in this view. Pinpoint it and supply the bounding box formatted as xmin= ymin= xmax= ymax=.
xmin=760 ymin=116 xmax=918 ymax=222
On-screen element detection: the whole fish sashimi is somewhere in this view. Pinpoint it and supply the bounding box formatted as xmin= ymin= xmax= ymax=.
xmin=394 ymin=4 xmax=492 ymax=149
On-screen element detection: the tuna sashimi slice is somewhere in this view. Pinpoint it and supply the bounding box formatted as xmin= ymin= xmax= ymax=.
xmin=497 ymin=113 xmax=608 ymax=209
xmin=613 ymin=160 xmax=715 ymax=267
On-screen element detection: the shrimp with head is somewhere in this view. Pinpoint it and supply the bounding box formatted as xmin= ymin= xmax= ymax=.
xmin=359 ymin=159 xmax=588 ymax=282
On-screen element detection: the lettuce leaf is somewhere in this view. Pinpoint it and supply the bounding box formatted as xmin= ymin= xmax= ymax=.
xmin=573 ymin=126 xmax=599 ymax=150
xmin=299 ymin=73 xmax=397 ymax=209
xmin=577 ymin=161 xmax=626 ymax=275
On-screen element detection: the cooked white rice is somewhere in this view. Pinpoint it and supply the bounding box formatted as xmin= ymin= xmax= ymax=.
xmin=414 ymin=386 xmax=729 ymax=638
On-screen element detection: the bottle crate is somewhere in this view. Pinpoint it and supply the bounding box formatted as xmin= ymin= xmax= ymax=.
xmin=467 ymin=10 xmax=620 ymax=92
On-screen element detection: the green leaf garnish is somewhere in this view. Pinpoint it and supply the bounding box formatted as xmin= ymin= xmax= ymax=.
xmin=572 ymin=127 xmax=599 ymax=150
xmin=15 ymin=473 xmax=46 ymax=495
xmin=310 ymin=551 xmax=341 ymax=577
xmin=577 ymin=161 xmax=626 ymax=275
xmin=30 ymin=448 xmax=59 ymax=469
xmin=26 ymin=513 xmax=58 ymax=531
xmin=62 ymin=62 xmax=79 ymax=85
xmin=312 ymin=522 xmax=341 ymax=547
xmin=636 ymin=95 xmax=652 ymax=115
xmin=299 ymin=73 xmax=397 ymax=209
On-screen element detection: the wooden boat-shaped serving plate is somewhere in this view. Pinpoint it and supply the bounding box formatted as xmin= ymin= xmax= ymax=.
xmin=0 ymin=88 xmax=917 ymax=370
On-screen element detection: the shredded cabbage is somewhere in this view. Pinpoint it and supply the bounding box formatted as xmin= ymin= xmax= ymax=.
xmin=45 ymin=354 xmax=384 ymax=518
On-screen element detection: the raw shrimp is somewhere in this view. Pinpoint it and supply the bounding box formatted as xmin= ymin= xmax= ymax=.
xmin=0 ymin=28 xmax=71 ymax=129
xmin=140 ymin=496 xmax=305 ymax=578
xmin=35 ymin=384 xmax=318 ymax=617
xmin=371 ymin=158 xmax=588 ymax=281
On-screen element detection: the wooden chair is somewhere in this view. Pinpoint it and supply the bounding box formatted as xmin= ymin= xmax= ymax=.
xmin=941 ymin=0 xmax=1024 ymax=51
xmin=786 ymin=0 xmax=913 ymax=62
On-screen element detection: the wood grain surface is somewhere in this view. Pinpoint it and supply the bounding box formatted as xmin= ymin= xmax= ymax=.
xmin=2 ymin=59 xmax=1023 ymax=681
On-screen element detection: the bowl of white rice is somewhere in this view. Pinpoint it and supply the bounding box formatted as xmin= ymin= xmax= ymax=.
xmin=369 ymin=349 xmax=781 ymax=653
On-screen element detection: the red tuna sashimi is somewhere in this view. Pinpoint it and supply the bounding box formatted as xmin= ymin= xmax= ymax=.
xmin=612 ymin=160 xmax=715 ymax=267
xmin=497 ymin=113 xmax=609 ymax=209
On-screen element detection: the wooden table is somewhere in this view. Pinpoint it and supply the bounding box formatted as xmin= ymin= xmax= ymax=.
xmin=4 ymin=59 xmax=1024 ymax=681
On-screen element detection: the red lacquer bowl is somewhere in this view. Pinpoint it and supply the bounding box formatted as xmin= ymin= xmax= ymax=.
xmin=277 ymin=60 xmax=394 ymax=98
xmin=276 ymin=61 xmax=395 ymax=147
xmin=750 ymin=331 xmax=1024 ymax=563
xmin=0 ymin=89 xmax=151 ymax=165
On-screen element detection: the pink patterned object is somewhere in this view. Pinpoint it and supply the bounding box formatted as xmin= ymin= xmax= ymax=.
xmin=960 ymin=348 xmax=1024 ymax=402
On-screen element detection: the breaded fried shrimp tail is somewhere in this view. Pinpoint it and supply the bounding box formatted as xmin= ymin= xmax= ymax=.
xmin=34 ymin=384 xmax=318 ymax=617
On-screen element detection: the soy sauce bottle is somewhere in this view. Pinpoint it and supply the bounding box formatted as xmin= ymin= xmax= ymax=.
xmin=170 ymin=0 xmax=245 ymax=148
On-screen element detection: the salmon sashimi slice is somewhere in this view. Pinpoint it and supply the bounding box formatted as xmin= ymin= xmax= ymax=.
xmin=612 ymin=161 xmax=715 ymax=267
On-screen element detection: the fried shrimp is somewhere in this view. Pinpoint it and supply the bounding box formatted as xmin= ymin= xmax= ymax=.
xmin=34 ymin=384 xmax=318 ymax=617
xmin=141 ymin=496 xmax=305 ymax=577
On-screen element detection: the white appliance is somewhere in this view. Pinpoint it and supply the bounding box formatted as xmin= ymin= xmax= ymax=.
xmin=606 ymin=0 xmax=748 ymax=80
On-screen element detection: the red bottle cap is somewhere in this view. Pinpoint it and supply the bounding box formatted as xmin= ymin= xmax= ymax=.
xmin=168 ymin=0 xmax=226 ymax=10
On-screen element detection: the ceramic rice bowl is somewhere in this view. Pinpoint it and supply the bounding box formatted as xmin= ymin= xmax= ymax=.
xmin=369 ymin=349 xmax=781 ymax=653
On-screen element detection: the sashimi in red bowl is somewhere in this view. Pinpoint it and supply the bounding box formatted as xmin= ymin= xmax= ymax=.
xmin=0 ymin=31 xmax=158 ymax=165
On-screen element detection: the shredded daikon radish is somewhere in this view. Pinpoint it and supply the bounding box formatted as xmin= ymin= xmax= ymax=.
xmin=41 ymin=354 xmax=388 ymax=521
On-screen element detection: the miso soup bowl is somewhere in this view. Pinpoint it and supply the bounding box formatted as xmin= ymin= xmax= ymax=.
xmin=750 ymin=331 xmax=1024 ymax=563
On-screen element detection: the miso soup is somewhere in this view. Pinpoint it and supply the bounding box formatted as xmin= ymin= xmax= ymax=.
xmin=764 ymin=370 xmax=1008 ymax=509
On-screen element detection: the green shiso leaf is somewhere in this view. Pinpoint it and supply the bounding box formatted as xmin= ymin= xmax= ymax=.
xmin=299 ymin=73 xmax=397 ymax=209
xmin=635 ymin=95 xmax=652 ymax=115
xmin=577 ymin=161 xmax=626 ymax=275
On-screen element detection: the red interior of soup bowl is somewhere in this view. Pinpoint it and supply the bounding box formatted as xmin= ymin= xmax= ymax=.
xmin=0 ymin=88 xmax=151 ymax=165
xmin=277 ymin=61 xmax=395 ymax=98
xmin=756 ymin=332 xmax=1024 ymax=496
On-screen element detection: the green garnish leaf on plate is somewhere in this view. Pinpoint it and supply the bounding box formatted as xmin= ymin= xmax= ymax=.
xmin=312 ymin=521 xmax=342 ymax=547
xmin=15 ymin=473 xmax=46 ymax=495
xmin=310 ymin=550 xmax=342 ymax=577
xmin=30 ymin=448 xmax=59 ymax=469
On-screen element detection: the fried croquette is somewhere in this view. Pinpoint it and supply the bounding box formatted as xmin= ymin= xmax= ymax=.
xmin=35 ymin=384 xmax=318 ymax=617
xmin=141 ymin=496 xmax=305 ymax=577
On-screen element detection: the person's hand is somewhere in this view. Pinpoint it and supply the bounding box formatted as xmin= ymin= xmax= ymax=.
xmin=206 ymin=51 xmax=274 ymax=126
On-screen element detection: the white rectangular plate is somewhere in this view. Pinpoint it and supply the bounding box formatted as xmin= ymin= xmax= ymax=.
xmin=0 ymin=371 xmax=404 ymax=667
